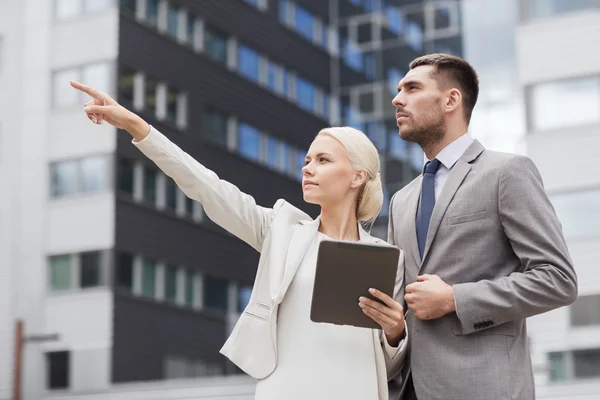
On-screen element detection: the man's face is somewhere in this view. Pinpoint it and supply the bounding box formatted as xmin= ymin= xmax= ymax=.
xmin=392 ymin=65 xmax=447 ymax=146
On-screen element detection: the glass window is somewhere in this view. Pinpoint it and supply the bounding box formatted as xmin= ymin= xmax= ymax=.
xmin=238 ymin=122 xmax=261 ymax=161
xmin=385 ymin=6 xmax=404 ymax=35
xmin=321 ymin=92 xmax=330 ymax=119
xmin=530 ymin=76 xmax=600 ymax=132
xmin=145 ymin=0 xmax=159 ymax=25
xmin=85 ymin=0 xmax=111 ymax=13
xmin=203 ymin=107 xmax=228 ymax=146
xmin=238 ymin=44 xmax=260 ymax=82
xmin=387 ymin=67 xmax=404 ymax=95
xmin=167 ymin=4 xmax=180 ymax=39
xmin=574 ymin=349 xmax=600 ymax=379
xmin=143 ymin=166 xmax=157 ymax=204
xmin=204 ymin=276 xmax=228 ymax=312
xmin=145 ymin=75 xmax=158 ymax=115
xmin=320 ymin=24 xmax=329 ymax=49
xmin=166 ymin=87 xmax=179 ymax=123
xmin=296 ymin=77 xmax=315 ymax=112
xmin=364 ymin=53 xmax=376 ymax=80
xmin=46 ymin=351 xmax=69 ymax=390
xmin=49 ymin=255 xmax=71 ymax=291
xmin=570 ymin=294 xmax=600 ymax=327
xmin=165 ymin=266 xmax=178 ymax=303
xmin=116 ymin=253 xmax=134 ymax=291
xmin=343 ymin=38 xmax=363 ymax=72
xmin=141 ymin=259 xmax=157 ymax=298
xmin=56 ymin=0 xmax=83 ymax=20
xmin=238 ymin=285 xmax=252 ymax=312
xmin=118 ymin=65 xmax=136 ymax=104
xmin=548 ymin=352 xmax=566 ymax=382
xmin=51 ymin=161 xmax=78 ymax=197
xmin=184 ymin=195 xmax=195 ymax=218
xmin=278 ymin=0 xmax=288 ymax=24
xmin=118 ymin=159 xmax=134 ymax=195
xmin=294 ymin=148 xmax=305 ymax=181
xmin=121 ymin=0 xmax=136 ymax=14
xmin=550 ymin=189 xmax=600 ymax=240
xmin=80 ymin=251 xmax=101 ymax=288
xmin=294 ymin=5 xmax=315 ymax=41
xmin=266 ymin=61 xmax=280 ymax=92
xmin=53 ymin=69 xmax=80 ymax=108
xmin=281 ymin=69 xmax=290 ymax=97
xmin=80 ymin=156 xmax=107 ymax=193
xmin=390 ymin=134 xmax=409 ymax=160
xmin=185 ymin=14 xmax=196 ymax=46
xmin=406 ymin=20 xmax=424 ymax=52
xmin=82 ymin=62 xmax=111 ymax=95
xmin=185 ymin=270 xmax=194 ymax=307
xmin=244 ymin=0 xmax=261 ymax=8
xmin=204 ymin=26 xmax=228 ymax=64
xmin=280 ymin=143 xmax=291 ymax=174
xmin=526 ymin=0 xmax=600 ymax=20
xmin=165 ymin=177 xmax=178 ymax=213
xmin=266 ymin=137 xmax=280 ymax=169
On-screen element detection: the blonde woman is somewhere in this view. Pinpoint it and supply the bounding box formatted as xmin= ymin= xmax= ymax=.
xmin=71 ymin=81 xmax=407 ymax=400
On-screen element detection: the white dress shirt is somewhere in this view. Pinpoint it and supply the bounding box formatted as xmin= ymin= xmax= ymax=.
xmin=425 ymin=133 xmax=474 ymax=200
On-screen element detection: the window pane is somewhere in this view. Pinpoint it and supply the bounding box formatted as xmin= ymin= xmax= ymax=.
xmin=49 ymin=255 xmax=71 ymax=291
xmin=550 ymin=189 xmax=600 ymax=240
xmin=82 ymin=62 xmax=111 ymax=95
xmin=146 ymin=0 xmax=159 ymax=25
xmin=85 ymin=0 xmax=111 ymax=13
xmin=145 ymin=75 xmax=158 ymax=114
xmin=203 ymin=107 xmax=228 ymax=146
xmin=167 ymin=4 xmax=180 ymax=38
xmin=185 ymin=270 xmax=194 ymax=307
xmin=47 ymin=351 xmax=69 ymax=389
xmin=165 ymin=266 xmax=177 ymax=303
xmin=116 ymin=253 xmax=134 ymax=291
xmin=530 ymin=77 xmax=600 ymax=131
xmin=51 ymin=161 xmax=78 ymax=197
xmin=238 ymin=45 xmax=260 ymax=82
xmin=406 ymin=20 xmax=424 ymax=52
xmin=238 ymin=285 xmax=252 ymax=312
xmin=280 ymin=143 xmax=291 ymax=174
xmin=266 ymin=137 xmax=280 ymax=169
xmin=80 ymin=156 xmax=108 ymax=193
xmin=278 ymin=0 xmax=288 ymax=24
xmin=165 ymin=177 xmax=177 ymax=213
xmin=166 ymin=87 xmax=178 ymax=122
xmin=294 ymin=5 xmax=314 ymax=41
xmin=142 ymin=259 xmax=157 ymax=298
xmin=267 ymin=61 xmax=279 ymax=92
xmin=143 ymin=167 xmax=157 ymax=204
xmin=570 ymin=294 xmax=600 ymax=327
xmin=204 ymin=26 xmax=228 ymax=63
xmin=238 ymin=123 xmax=261 ymax=161
xmin=53 ymin=69 xmax=79 ymax=108
xmin=549 ymin=352 xmax=567 ymax=382
xmin=385 ymin=6 xmax=404 ymax=35
xmin=121 ymin=0 xmax=136 ymax=14
xmin=118 ymin=159 xmax=134 ymax=195
xmin=390 ymin=134 xmax=408 ymax=161
xmin=574 ymin=349 xmax=600 ymax=379
xmin=343 ymin=38 xmax=363 ymax=72
xmin=387 ymin=67 xmax=404 ymax=95
xmin=295 ymin=149 xmax=305 ymax=181
xmin=56 ymin=0 xmax=83 ymax=20
xmin=204 ymin=276 xmax=228 ymax=312
xmin=185 ymin=196 xmax=195 ymax=218
xmin=321 ymin=92 xmax=330 ymax=119
xmin=119 ymin=65 xmax=136 ymax=104
xmin=80 ymin=251 xmax=101 ymax=288
xmin=185 ymin=14 xmax=195 ymax=46
xmin=296 ymin=77 xmax=315 ymax=112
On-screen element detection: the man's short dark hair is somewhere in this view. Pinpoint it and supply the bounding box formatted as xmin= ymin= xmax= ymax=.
xmin=409 ymin=53 xmax=479 ymax=123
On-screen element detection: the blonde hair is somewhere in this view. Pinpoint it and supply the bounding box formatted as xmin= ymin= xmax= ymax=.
xmin=317 ymin=126 xmax=383 ymax=224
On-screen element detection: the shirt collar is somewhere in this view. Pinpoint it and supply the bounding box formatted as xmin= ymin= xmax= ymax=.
xmin=424 ymin=132 xmax=474 ymax=170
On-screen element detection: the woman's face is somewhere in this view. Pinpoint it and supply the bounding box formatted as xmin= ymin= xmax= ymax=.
xmin=301 ymin=135 xmax=365 ymax=208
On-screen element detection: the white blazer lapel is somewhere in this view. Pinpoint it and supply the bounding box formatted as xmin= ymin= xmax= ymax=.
xmin=274 ymin=217 xmax=320 ymax=303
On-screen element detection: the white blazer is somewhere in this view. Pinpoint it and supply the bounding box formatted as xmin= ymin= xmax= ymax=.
xmin=134 ymin=127 xmax=408 ymax=399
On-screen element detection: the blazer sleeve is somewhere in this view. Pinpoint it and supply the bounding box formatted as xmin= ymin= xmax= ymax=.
xmin=133 ymin=126 xmax=277 ymax=252
xmin=452 ymin=155 xmax=578 ymax=335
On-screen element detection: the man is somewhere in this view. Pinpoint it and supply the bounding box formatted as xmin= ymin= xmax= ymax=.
xmin=387 ymin=54 xmax=577 ymax=400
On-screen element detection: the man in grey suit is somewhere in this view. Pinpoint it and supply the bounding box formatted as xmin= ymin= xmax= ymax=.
xmin=387 ymin=54 xmax=578 ymax=400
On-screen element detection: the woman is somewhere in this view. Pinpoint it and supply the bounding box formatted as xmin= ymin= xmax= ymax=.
xmin=71 ymin=80 xmax=407 ymax=400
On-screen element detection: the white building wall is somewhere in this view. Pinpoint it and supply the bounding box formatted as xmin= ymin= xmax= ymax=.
xmin=517 ymin=8 xmax=600 ymax=398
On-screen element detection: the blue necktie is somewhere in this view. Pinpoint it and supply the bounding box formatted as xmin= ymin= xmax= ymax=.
xmin=416 ymin=159 xmax=441 ymax=259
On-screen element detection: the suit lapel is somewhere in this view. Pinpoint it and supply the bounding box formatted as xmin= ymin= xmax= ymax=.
xmin=274 ymin=218 xmax=320 ymax=303
xmin=421 ymin=140 xmax=485 ymax=265
xmin=406 ymin=178 xmax=423 ymax=267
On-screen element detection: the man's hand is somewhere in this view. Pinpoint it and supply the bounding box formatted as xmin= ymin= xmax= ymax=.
xmin=359 ymin=288 xmax=405 ymax=346
xmin=404 ymin=274 xmax=455 ymax=320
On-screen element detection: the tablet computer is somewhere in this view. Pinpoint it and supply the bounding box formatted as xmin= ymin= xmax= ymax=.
xmin=310 ymin=239 xmax=400 ymax=329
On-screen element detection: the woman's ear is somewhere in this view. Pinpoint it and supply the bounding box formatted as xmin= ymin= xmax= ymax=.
xmin=351 ymin=170 xmax=368 ymax=189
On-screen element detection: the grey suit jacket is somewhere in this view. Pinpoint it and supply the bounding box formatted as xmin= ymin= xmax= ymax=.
xmin=387 ymin=140 xmax=577 ymax=400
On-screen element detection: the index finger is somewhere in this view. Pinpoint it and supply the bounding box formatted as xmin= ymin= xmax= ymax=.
xmin=70 ymin=81 xmax=103 ymax=100
xmin=368 ymin=288 xmax=401 ymax=310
